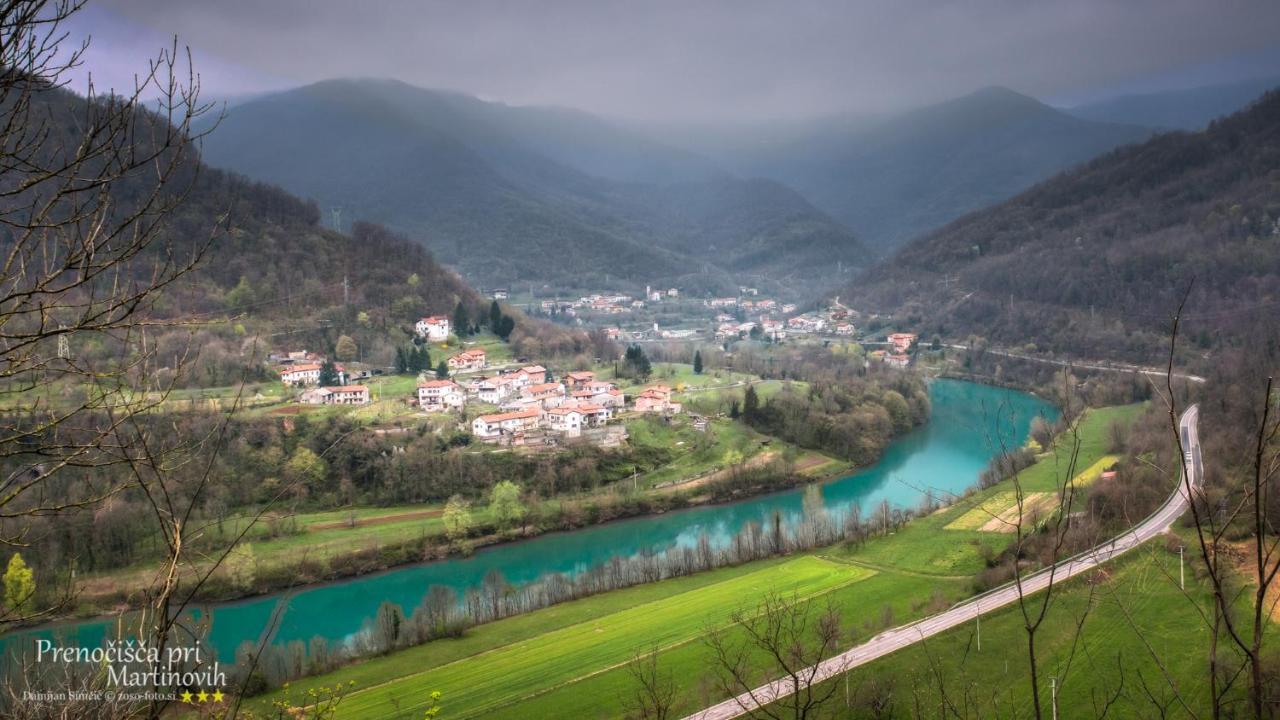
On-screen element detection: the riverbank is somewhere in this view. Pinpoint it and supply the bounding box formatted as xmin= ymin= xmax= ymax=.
xmin=1 ymin=379 xmax=1049 ymax=675
xmin=18 ymin=445 xmax=853 ymax=628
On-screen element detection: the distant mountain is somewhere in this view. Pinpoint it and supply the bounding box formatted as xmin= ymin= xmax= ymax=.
xmin=843 ymin=88 xmax=1280 ymax=362
xmin=1065 ymin=76 xmax=1280 ymax=130
xmin=661 ymin=87 xmax=1154 ymax=253
xmin=198 ymin=79 xmax=870 ymax=294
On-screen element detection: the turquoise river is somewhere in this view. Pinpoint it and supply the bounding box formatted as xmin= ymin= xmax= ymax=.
xmin=0 ymin=378 xmax=1056 ymax=665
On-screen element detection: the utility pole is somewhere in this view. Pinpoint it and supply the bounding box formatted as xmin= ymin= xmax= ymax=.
xmin=975 ymin=604 xmax=981 ymax=651
xmin=1050 ymin=676 xmax=1058 ymax=720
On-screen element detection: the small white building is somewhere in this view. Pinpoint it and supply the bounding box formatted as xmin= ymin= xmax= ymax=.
xmin=280 ymin=363 xmax=322 ymax=386
xmin=475 ymin=378 xmax=516 ymax=405
xmin=418 ymin=380 xmax=465 ymax=412
xmin=472 ymin=408 xmax=543 ymax=440
xmin=300 ymin=385 xmax=370 ymax=405
xmin=415 ymin=315 xmax=451 ymax=342
xmin=545 ymin=407 xmax=584 ymax=437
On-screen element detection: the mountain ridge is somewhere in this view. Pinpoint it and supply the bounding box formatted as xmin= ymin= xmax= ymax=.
xmin=652 ymin=86 xmax=1155 ymax=253
xmin=198 ymin=78 xmax=873 ymax=294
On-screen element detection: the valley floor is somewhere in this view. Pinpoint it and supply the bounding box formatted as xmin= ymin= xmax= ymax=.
xmin=57 ymin=365 xmax=848 ymax=620
xmin=234 ymin=404 xmax=1212 ymax=719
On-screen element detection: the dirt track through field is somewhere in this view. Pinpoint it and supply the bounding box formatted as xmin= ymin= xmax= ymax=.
xmin=309 ymin=508 xmax=442 ymax=531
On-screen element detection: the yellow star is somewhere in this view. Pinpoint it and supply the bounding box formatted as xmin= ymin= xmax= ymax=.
xmin=212 ymin=689 xmax=225 ymax=703
xmin=180 ymin=690 xmax=193 ymax=703
xmin=196 ymin=689 xmax=209 ymax=703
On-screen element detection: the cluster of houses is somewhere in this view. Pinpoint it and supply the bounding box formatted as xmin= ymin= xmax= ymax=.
xmin=272 ymin=350 xmax=373 ymax=406
xmin=413 ymin=366 xmax=680 ymax=445
xmin=711 ymin=296 xmax=861 ymax=342
xmin=539 ymin=286 xmax=681 ymax=318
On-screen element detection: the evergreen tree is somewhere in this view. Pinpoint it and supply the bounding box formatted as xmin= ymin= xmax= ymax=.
xmin=729 ymin=399 xmax=741 ymax=419
xmin=394 ymin=347 xmax=408 ymax=374
xmin=623 ymin=344 xmax=652 ymax=380
xmin=453 ymin=302 xmax=469 ymax=338
xmin=496 ymin=314 xmax=516 ymax=340
xmin=489 ymin=300 xmax=502 ymax=330
xmin=408 ymin=346 xmax=430 ymax=374
xmin=743 ymin=385 xmax=760 ymax=422
xmin=436 ymin=361 xmax=449 ymax=379
xmin=318 ymin=360 xmax=340 ymax=386
xmin=693 ymin=350 xmax=703 ymax=374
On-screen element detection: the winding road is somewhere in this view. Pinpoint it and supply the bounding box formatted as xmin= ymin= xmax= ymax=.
xmin=685 ymin=405 xmax=1202 ymax=720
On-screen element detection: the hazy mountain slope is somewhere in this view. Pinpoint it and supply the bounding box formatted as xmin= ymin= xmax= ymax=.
xmin=199 ymin=80 xmax=691 ymax=289
xmin=198 ymin=78 xmax=872 ymax=294
xmin=844 ymin=88 xmax=1280 ymax=362
xmin=612 ymin=178 xmax=863 ymax=283
xmin=1066 ymin=76 xmax=1280 ymax=130
xmin=669 ymin=87 xmax=1153 ymax=253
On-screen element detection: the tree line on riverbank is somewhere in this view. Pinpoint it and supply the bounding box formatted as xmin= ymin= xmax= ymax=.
xmin=233 ymin=484 xmax=919 ymax=693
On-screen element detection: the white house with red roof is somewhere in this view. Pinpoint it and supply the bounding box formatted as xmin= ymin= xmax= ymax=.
xmin=545 ymin=407 xmax=584 ymax=437
xmin=415 ymin=315 xmax=451 ymax=341
xmin=517 ymin=365 xmax=548 ymax=384
xmin=300 ymin=385 xmax=370 ymax=405
xmin=474 ymin=377 xmax=517 ymax=405
xmin=521 ymin=382 xmax=566 ymax=409
xmin=417 ymin=380 xmax=465 ymax=412
xmin=280 ymin=363 xmax=322 ymax=386
xmin=634 ymin=385 xmax=681 ymax=414
xmin=563 ymin=371 xmax=595 ymax=390
xmin=888 ymin=332 xmax=918 ymax=352
xmin=576 ymin=404 xmax=612 ymax=426
xmin=472 ymin=408 xmax=543 ymax=440
xmin=447 ymin=348 xmax=487 ymax=372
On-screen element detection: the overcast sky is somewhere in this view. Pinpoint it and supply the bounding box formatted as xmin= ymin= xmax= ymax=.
xmin=61 ymin=0 xmax=1280 ymax=123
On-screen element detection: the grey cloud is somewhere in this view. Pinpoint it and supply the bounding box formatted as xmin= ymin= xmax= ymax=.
xmin=71 ymin=0 xmax=1280 ymax=122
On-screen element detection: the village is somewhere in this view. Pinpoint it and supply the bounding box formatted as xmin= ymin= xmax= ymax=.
xmin=525 ymin=285 xmax=919 ymax=366
xmin=271 ymin=313 xmax=690 ymax=449
xmin=267 ymin=289 xmax=922 ymax=455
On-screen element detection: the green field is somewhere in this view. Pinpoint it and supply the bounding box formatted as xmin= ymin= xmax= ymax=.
xmin=254 ymin=556 xmax=885 ymax=718
xmin=810 ymin=540 xmax=1218 ymax=716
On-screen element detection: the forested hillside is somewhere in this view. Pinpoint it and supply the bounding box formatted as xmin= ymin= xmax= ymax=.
xmin=845 ymin=89 xmax=1280 ymax=363
xmin=11 ymin=83 xmax=497 ymax=385
xmin=197 ymin=79 xmax=871 ymax=294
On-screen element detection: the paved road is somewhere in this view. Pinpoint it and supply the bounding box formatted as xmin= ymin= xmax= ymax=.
xmin=685 ymin=405 xmax=1201 ymax=720
xmin=942 ymin=344 xmax=1207 ymax=384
